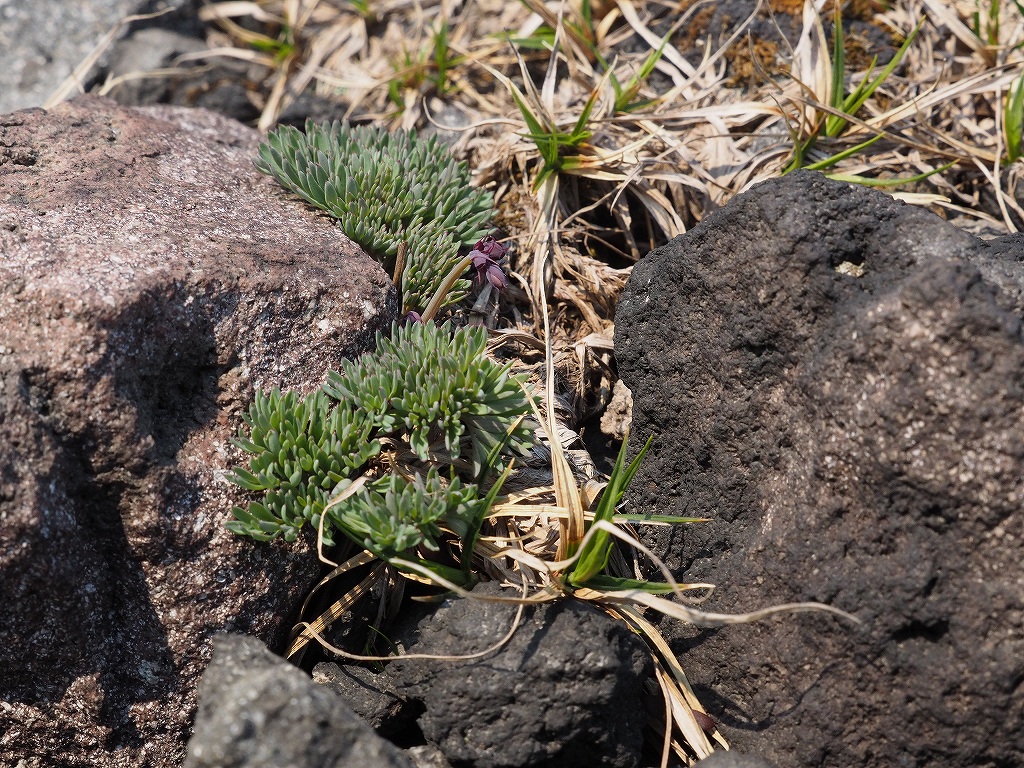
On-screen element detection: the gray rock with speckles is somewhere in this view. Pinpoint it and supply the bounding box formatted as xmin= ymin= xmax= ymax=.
xmin=0 ymin=0 xmax=200 ymax=114
xmin=186 ymin=635 xmax=414 ymax=768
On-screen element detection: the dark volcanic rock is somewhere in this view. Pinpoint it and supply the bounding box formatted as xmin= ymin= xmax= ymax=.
xmin=185 ymin=635 xmax=413 ymax=768
xmin=693 ymin=753 xmax=777 ymax=768
xmin=0 ymin=96 xmax=397 ymax=766
xmin=614 ymin=171 xmax=1024 ymax=767
xmin=386 ymin=582 xmax=653 ymax=768
xmin=312 ymin=661 xmax=415 ymax=740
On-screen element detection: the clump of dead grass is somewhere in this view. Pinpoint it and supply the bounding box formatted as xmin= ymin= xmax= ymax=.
xmin=186 ymin=0 xmax=1024 ymax=373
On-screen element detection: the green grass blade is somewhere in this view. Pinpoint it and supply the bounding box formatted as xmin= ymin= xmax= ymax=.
xmin=829 ymin=19 xmax=923 ymax=138
xmin=830 ymin=6 xmax=845 ymax=112
xmin=404 ymin=558 xmax=476 ymax=588
xmin=569 ymin=435 xmax=653 ymax=587
xmin=613 ymin=514 xmax=710 ymax=524
xmin=802 ymin=132 xmax=885 ymax=171
xmin=827 ymin=160 xmax=956 ymax=187
xmin=567 ymin=87 xmax=600 ymax=146
xmin=505 ymin=28 xmax=556 ymax=50
xmin=509 ymin=86 xmax=549 ymax=144
xmin=988 ymin=0 xmax=1000 ymax=46
xmin=615 ymin=34 xmax=670 ymax=113
xmin=580 ymin=574 xmax=678 ymax=593
xmin=1006 ymin=73 xmax=1024 ymax=162
xmin=432 ymin=21 xmax=450 ymax=94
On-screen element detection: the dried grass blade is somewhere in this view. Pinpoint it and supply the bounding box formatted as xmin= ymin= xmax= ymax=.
xmin=258 ymin=58 xmax=295 ymax=132
xmin=655 ymin=660 xmax=714 ymax=759
xmin=44 ymin=8 xmax=175 ymax=107
xmin=615 ymin=0 xmax=696 ymax=85
xmin=603 ymin=588 xmax=860 ymax=627
xmin=790 ymin=0 xmax=832 ymax=135
xmin=287 ymin=560 xmax=387 ymax=660
xmin=538 ymin=289 xmax=586 ymax=560
xmin=199 ymin=1 xmax=282 ymax=23
xmin=921 ymin=0 xmax=987 ymax=54
xmin=630 ymin=183 xmax=686 ymax=238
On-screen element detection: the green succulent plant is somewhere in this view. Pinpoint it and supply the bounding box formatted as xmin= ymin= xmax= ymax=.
xmin=227 ymin=321 xmax=535 ymax=552
xmin=329 ymin=467 xmax=486 ymax=557
xmin=254 ymin=120 xmax=495 ymax=313
xmin=226 ymin=388 xmax=380 ymax=543
xmin=323 ymin=319 xmax=535 ymax=475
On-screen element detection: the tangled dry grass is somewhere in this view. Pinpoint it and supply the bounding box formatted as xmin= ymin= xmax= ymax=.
xmin=188 ymin=0 xmax=1024 ymax=418
xmin=67 ymin=0 xmax=1024 ymax=763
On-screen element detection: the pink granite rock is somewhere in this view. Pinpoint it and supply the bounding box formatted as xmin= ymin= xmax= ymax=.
xmin=0 ymin=96 xmax=398 ymax=766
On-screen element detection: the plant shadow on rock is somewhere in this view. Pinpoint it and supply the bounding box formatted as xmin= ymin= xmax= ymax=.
xmin=104 ymin=287 xmax=226 ymax=467
xmin=614 ymin=170 xmax=1024 ymax=767
xmin=3 ymin=290 xmax=233 ymax=748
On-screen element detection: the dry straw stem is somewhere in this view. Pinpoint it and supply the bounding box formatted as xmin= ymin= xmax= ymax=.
xmin=44 ymin=8 xmax=178 ymax=107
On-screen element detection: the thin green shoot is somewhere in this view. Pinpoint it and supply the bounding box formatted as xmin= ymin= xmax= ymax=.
xmin=972 ymin=0 xmax=1001 ymax=46
xmin=514 ymin=0 xmax=599 ymax=55
xmin=497 ymin=54 xmax=603 ymax=188
xmin=596 ymin=35 xmax=669 ymax=113
xmin=828 ymin=3 xmax=846 ymax=129
xmin=431 ymin=19 xmax=455 ymax=95
xmin=613 ymin=513 xmax=710 ymax=524
xmin=459 ymin=414 xmax=526 ymax=579
xmin=825 ymin=17 xmax=924 ymax=139
xmin=248 ymin=25 xmax=296 ymax=64
xmin=1006 ymin=73 xmax=1024 ymax=162
xmin=787 ymin=12 xmax=923 ymax=174
xmin=386 ymin=19 xmax=460 ymax=110
xmin=344 ymin=0 xmax=373 ymax=21
xmin=581 ymin=574 xmax=678 ymax=594
xmin=568 ymin=435 xmax=653 ymax=588
xmin=363 ymin=624 xmax=401 ymax=670
xmin=826 ymin=160 xmax=956 ymax=187
xmin=579 ymin=0 xmax=594 ymax=31
xmin=504 ymin=26 xmax=557 ymax=50
xmin=802 ymin=133 xmax=885 ymax=171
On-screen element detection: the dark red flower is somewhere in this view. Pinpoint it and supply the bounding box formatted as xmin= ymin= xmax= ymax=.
xmin=468 ymin=236 xmax=508 ymax=290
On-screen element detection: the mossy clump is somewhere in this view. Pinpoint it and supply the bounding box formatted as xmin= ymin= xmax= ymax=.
xmin=254 ymin=120 xmax=494 ymax=314
xmin=227 ymin=320 xmax=534 ymax=554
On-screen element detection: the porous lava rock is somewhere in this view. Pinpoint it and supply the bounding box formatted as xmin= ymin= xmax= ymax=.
xmin=0 ymin=96 xmax=397 ymax=766
xmin=185 ymin=635 xmax=413 ymax=768
xmin=385 ymin=582 xmax=653 ymax=768
xmin=615 ymin=171 xmax=1024 ymax=767
xmin=692 ymin=753 xmax=777 ymax=768
xmin=312 ymin=661 xmax=414 ymax=740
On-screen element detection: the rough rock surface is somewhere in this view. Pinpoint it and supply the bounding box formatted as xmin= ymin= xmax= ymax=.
xmin=693 ymin=753 xmax=777 ymax=768
xmin=614 ymin=171 xmax=1024 ymax=767
xmin=312 ymin=661 xmax=414 ymax=740
xmin=185 ymin=635 xmax=413 ymax=768
xmin=385 ymin=582 xmax=653 ymax=768
xmin=0 ymin=96 xmax=397 ymax=766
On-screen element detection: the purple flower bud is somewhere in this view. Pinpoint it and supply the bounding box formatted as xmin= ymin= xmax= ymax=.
xmin=485 ymin=264 xmax=506 ymax=289
xmin=404 ymin=310 xmax=423 ymax=324
xmin=469 ymin=236 xmax=508 ymax=290
xmin=474 ymin=236 xmax=506 ymax=258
